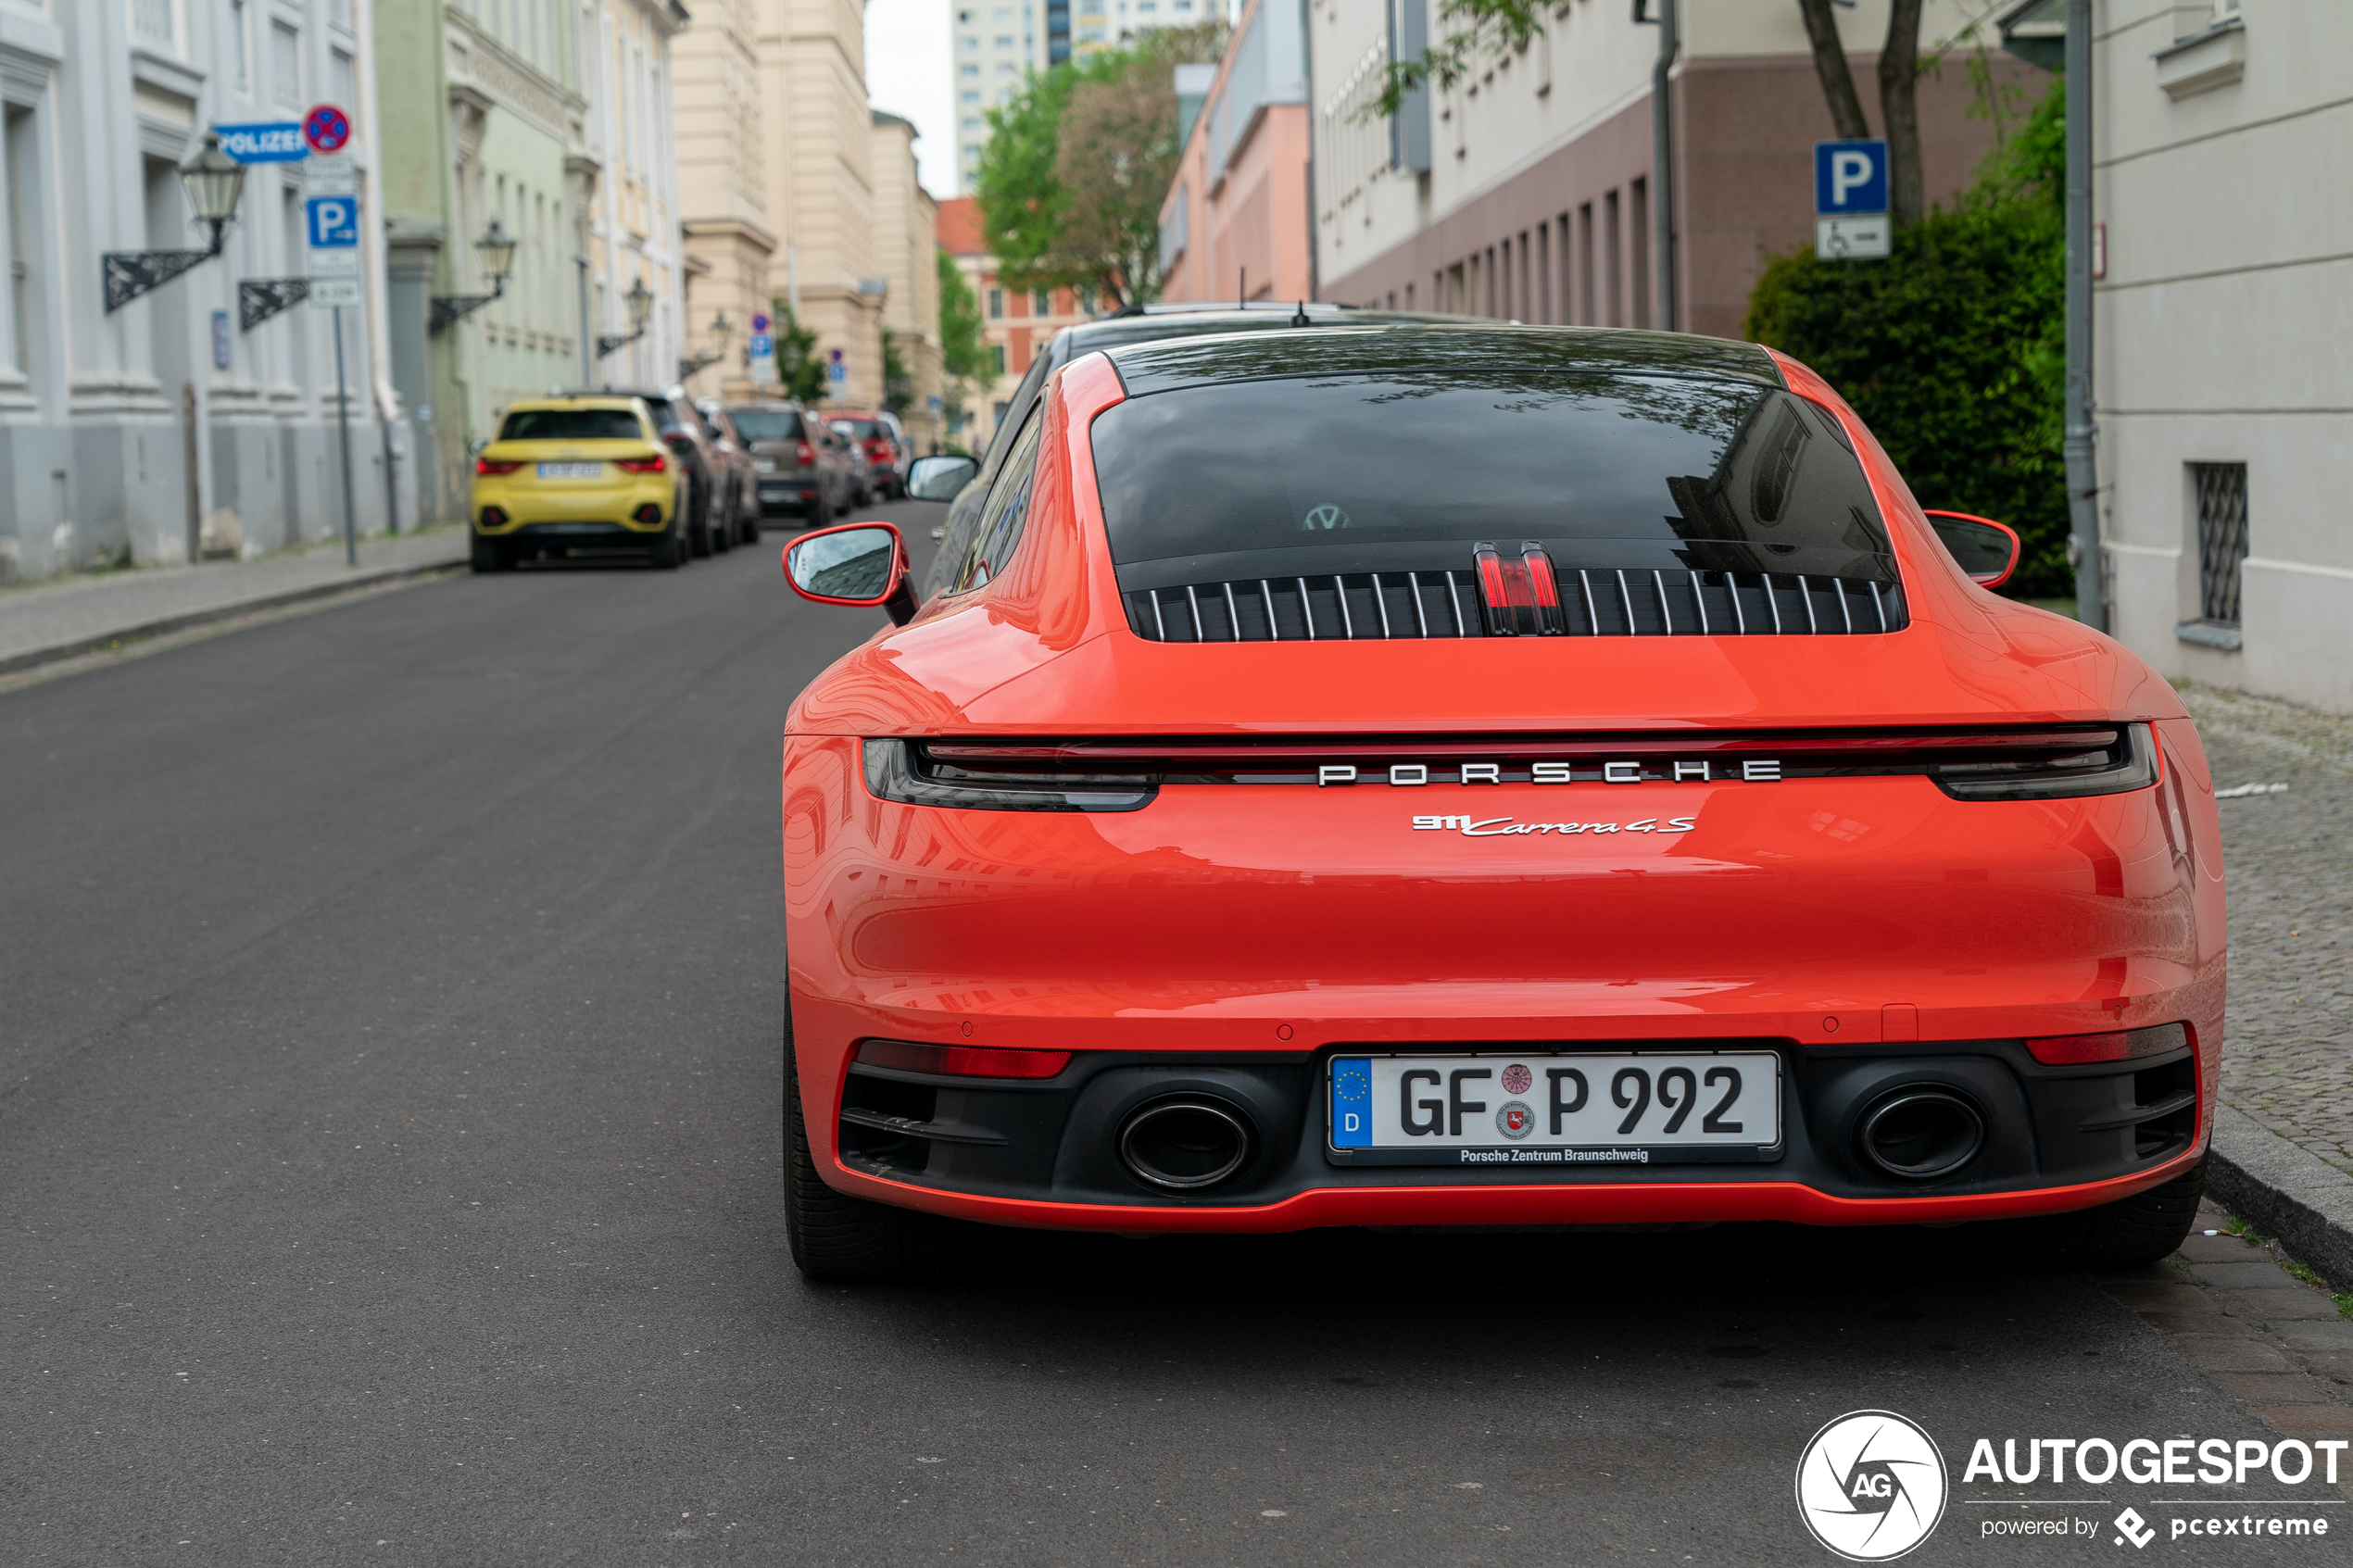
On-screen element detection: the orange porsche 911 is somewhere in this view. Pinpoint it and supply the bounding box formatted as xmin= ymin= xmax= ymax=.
xmin=775 ymin=325 xmax=2221 ymax=1282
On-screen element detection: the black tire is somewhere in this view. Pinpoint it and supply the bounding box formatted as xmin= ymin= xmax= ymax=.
xmin=812 ymin=489 xmax=834 ymax=531
xmin=469 ymin=534 xmax=509 ymax=573
xmin=1981 ymin=1157 xmax=2207 ymax=1270
xmin=784 ymin=1006 xmax=916 ymax=1281
xmin=711 ymin=497 xmax=733 ymax=553
xmin=649 ymin=515 xmax=684 ymax=570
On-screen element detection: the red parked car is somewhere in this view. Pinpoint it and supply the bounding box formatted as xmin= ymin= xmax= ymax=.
xmin=826 ymin=410 xmax=906 ymax=500
xmin=777 ymin=324 xmax=2222 ymax=1281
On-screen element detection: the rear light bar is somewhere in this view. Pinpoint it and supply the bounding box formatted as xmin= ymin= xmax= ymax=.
xmin=2025 ymin=1022 xmax=2192 ymax=1066
xmin=616 ymin=454 xmax=666 ymax=473
xmin=475 ymin=458 xmax=522 ymax=475
xmin=856 ymin=1039 xmax=1072 ymax=1079
xmin=864 ymin=725 xmax=2156 ymax=810
xmin=1474 ymin=541 xmax=1566 ymax=636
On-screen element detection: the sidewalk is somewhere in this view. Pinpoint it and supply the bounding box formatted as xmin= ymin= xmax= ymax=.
xmin=2181 ymin=684 xmax=2353 ymax=1289
xmin=0 ymin=527 xmax=468 ymax=675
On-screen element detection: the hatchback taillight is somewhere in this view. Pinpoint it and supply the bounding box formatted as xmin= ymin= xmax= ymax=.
xmin=615 ymin=454 xmax=665 ymax=473
xmin=796 ymin=441 xmax=815 ymax=465
xmin=475 ymin=458 xmax=522 ymax=476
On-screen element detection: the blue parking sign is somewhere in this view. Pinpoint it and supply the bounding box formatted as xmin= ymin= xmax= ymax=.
xmin=1814 ymin=140 xmax=1888 ymax=215
xmin=305 ymin=194 xmax=359 ymax=248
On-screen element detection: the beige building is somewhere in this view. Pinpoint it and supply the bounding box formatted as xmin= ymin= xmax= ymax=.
xmin=581 ymin=0 xmax=690 ymax=393
xmin=764 ymin=0 xmax=886 ymax=410
xmin=673 ymin=0 xmax=778 ymax=399
xmin=871 ymin=113 xmax=946 ymax=452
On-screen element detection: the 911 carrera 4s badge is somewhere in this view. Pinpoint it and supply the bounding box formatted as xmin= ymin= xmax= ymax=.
xmin=1411 ymin=814 xmax=1698 ymax=835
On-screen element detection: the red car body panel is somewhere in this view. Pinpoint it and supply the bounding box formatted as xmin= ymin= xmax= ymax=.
xmin=781 ymin=338 xmax=2224 ymax=1233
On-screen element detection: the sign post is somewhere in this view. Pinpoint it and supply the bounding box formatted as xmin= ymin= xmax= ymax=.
xmin=302 ymin=117 xmax=361 ymax=566
xmin=749 ymin=311 xmax=776 ymax=387
xmin=1813 ymin=139 xmax=1891 ymax=261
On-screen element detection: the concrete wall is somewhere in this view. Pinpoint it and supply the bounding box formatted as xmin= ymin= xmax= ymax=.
xmin=2096 ymin=0 xmax=2353 ymax=714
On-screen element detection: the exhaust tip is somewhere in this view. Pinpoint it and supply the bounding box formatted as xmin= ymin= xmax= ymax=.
xmin=1858 ymin=1088 xmax=1984 ymax=1181
xmin=1118 ymin=1098 xmax=1253 ymax=1191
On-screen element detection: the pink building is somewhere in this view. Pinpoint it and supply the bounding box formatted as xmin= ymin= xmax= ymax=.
xmin=1155 ymin=0 xmax=1312 ymax=307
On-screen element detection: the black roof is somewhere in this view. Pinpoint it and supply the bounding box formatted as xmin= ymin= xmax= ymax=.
xmin=1099 ymin=324 xmax=1785 ymax=397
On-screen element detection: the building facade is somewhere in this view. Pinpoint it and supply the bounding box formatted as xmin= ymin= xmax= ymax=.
xmin=2085 ymin=0 xmax=2351 ymax=713
xmin=870 ymin=112 xmax=944 ymax=452
xmin=1156 ymin=0 xmax=1308 ymax=306
xmin=767 ymin=0 xmax=882 ymax=410
xmin=0 ymin=0 xmax=410 ymax=583
xmin=935 ymin=193 xmax=1086 ymax=452
xmin=1310 ymin=0 xmax=2041 ymax=338
xmin=673 ymin=0 xmax=773 ymax=401
xmin=951 ymin=0 xmax=1214 ymax=191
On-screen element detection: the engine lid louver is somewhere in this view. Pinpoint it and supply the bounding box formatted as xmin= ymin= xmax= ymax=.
xmin=1124 ymin=558 xmax=1906 ymax=642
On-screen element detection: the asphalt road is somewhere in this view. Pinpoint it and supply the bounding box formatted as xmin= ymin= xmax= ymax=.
xmin=0 ymin=505 xmax=2331 ymax=1565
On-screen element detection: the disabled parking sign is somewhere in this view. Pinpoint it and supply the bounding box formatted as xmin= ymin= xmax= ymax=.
xmin=1814 ymin=139 xmax=1890 ymax=260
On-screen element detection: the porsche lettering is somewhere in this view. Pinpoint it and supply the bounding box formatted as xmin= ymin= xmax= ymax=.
xmin=1316 ymin=760 xmax=1779 ymax=786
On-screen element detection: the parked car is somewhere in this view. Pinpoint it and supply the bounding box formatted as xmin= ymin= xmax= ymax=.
xmin=718 ymin=402 xmax=852 ymax=529
xmin=574 ymin=387 xmax=749 ymax=557
xmin=468 ymin=395 xmax=688 ymax=570
xmin=826 ymin=410 xmax=907 ymax=499
xmin=778 ymin=320 xmax=2220 ymax=1282
xmin=698 ymin=404 xmax=762 ymax=548
xmin=830 ymin=421 xmax=880 ymax=508
xmin=920 ymin=303 xmax=1458 ymax=596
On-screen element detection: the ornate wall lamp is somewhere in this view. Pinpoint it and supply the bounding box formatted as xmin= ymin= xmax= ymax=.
xmin=597 ymin=277 xmax=655 ymax=359
xmin=429 ymin=220 xmax=518 ymax=333
xmin=678 ymin=309 xmax=732 ymax=378
xmin=104 ymin=133 xmax=246 ymax=313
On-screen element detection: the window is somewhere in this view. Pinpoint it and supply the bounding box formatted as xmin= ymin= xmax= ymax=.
xmin=1033 ymin=289 xmax=1051 ymax=316
xmin=961 ymin=64 xmax=980 ymax=76
xmin=271 ymin=21 xmax=303 ymax=109
xmin=1088 ymin=368 xmax=1894 ymax=587
xmin=962 ymin=91 xmax=981 ymax=103
xmin=990 ymin=344 xmax=1007 ymax=375
xmin=498 ymin=408 xmax=647 ymax=441
xmin=2192 ymin=462 xmax=2249 ymax=627
xmin=132 ymin=0 xmax=176 ymax=47
xmin=962 ymin=36 xmax=980 ymax=49
xmin=988 ymin=287 xmax=1004 ymax=319
xmin=231 ymin=0 xmax=251 ymax=94
xmin=950 ymin=407 xmax=1047 ymax=591
xmin=994 ymin=35 xmax=1015 ymax=47
xmin=332 ymin=49 xmax=356 ymax=114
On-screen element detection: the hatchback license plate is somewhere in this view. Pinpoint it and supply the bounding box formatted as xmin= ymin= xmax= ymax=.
xmin=1329 ymin=1051 xmax=1780 ymax=1166
xmin=536 ymin=461 xmax=602 ymax=479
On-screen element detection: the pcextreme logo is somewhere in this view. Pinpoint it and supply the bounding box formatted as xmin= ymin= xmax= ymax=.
xmin=1796 ymin=1411 xmax=1949 ymax=1562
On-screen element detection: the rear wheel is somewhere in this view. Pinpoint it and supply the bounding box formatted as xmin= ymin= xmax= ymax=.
xmin=784 ymin=1007 xmax=916 ymax=1281
xmin=1980 ymin=1157 xmax=2207 ymax=1270
xmin=649 ymin=515 xmax=684 ymax=570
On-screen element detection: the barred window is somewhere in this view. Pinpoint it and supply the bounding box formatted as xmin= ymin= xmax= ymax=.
xmin=2192 ymin=462 xmax=2248 ymax=627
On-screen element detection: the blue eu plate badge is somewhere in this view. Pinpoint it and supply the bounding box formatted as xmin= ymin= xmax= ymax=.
xmin=1330 ymin=1058 xmax=1373 ymax=1147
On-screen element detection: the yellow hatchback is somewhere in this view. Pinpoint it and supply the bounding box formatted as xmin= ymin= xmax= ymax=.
xmin=470 ymin=396 xmax=691 ymax=571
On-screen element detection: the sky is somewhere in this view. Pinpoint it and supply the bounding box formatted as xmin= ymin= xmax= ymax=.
xmin=864 ymin=0 xmax=958 ymax=200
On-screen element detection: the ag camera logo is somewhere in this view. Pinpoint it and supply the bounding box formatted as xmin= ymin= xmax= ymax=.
xmin=1795 ymin=1410 xmax=1948 ymax=1561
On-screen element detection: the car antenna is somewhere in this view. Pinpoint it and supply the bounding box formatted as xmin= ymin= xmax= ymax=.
xmin=1290 ymin=299 xmax=1310 ymax=327
xmin=1238 ymin=267 xmax=1245 ymax=310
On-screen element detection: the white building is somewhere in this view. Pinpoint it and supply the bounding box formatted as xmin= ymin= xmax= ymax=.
xmin=2082 ymin=0 xmax=2352 ymax=713
xmin=0 ymin=0 xmax=409 ymax=582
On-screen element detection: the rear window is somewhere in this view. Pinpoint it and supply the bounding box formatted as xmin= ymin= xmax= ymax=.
xmin=727 ymin=408 xmax=804 ymax=442
xmin=498 ymin=408 xmax=644 ymax=442
xmin=834 ymin=419 xmax=883 ymax=440
xmin=1088 ymin=372 xmax=1894 ymax=592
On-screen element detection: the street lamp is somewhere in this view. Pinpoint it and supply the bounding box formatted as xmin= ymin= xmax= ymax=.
xmin=679 ymin=308 xmax=733 ymax=379
xmin=428 ymin=220 xmax=519 ymax=333
xmin=103 ymin=132 xmax=246 ymax=312
xmin=598 ymin=276 xmax=656 ymax=359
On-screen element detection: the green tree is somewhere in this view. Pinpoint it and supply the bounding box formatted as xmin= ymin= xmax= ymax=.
xmin=975 ymin=25 xmax=1222 ymax=306
xmin=768 ymin=302 xmax=825 ymax=403
xmin=1745 ymin=82 xmax=2069 ymax=596
xmin=935 ymin=246 xmax=988 ymax=428
xmin=881 ymin=331 xmax=912 ymax=417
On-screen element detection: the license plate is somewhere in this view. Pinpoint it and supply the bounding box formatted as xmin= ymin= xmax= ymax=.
xmin=1328 ymin=1051 xmax=1781 ymax=1167
xmin=536 ymin=461 xmax=602 ymax=479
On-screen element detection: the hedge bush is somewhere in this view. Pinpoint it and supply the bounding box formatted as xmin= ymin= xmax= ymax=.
xmin=1744 ymin=83 xmax=2068 ymax=596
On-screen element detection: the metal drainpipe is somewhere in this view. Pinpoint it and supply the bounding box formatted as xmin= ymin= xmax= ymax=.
xmin=1302 ymin=0 xmax=1318 ymax=303
xmin=1650 ymin=0 xmax=1679 ymax=332
xmin=2064 ymin=0 xmax=2105 ymax=631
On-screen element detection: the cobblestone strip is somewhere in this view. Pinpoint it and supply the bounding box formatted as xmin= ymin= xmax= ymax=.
xmin=2179 ymin=685 xmax=2353 ymax=1175
xmin=2101 ymin=1199 xmax=2353 ymax=1497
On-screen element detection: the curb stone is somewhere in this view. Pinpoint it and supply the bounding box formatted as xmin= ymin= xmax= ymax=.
xmin=0 ymin=553 xmax=465 ymax=677
xmin=2209 ymin=1103 xmax=2353 ymax=1294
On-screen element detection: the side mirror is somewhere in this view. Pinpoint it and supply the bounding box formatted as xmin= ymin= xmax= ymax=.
xmin=784 ymin=521 xmax=918 ymax=625
xmin=907 ymin=454 xmax=978 ymax=502
xmin=469 ymin=436 xmax=489 ymax=457
xmin=1924 ymin=510 xmax=2022 ymax=590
